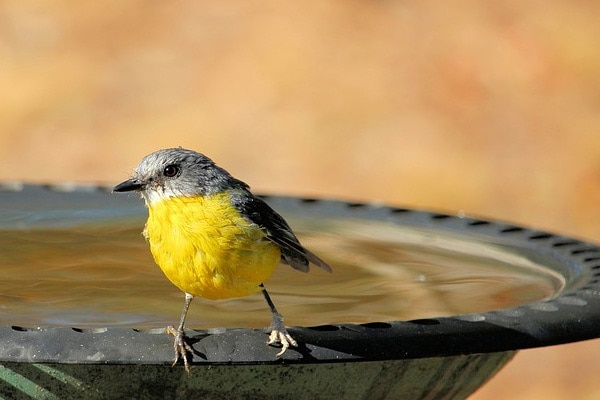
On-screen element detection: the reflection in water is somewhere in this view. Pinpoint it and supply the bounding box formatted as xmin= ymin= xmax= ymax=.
xmin=0 ymin=217 xmax=565 ymax=329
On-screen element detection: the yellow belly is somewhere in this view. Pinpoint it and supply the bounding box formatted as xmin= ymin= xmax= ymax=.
xmin=144 ymin=192 xmax=280 ymax=300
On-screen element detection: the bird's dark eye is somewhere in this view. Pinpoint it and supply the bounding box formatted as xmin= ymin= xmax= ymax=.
xmin=163 ymin=164 xmax=180 ymax=178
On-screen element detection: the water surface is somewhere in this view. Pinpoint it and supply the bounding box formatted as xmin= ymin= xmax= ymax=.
xmin=0 ymin=214 xmax=565 ymax=330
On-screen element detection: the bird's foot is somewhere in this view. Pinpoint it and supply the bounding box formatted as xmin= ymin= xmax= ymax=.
xmin=267 ymin=312 xmax=298 ymax=356
xmin=166 ymin=325 xmax=193 ymax=373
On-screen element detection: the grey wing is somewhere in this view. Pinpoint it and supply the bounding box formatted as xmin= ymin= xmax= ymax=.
xmin=233 ymin=193 xmax=332 ymax=273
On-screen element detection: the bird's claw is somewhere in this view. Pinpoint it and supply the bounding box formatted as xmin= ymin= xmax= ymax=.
xmin=166 ymin=325 xmax=193 ymax=373
xmin=267 ymin=313 xmax=298 ymax=356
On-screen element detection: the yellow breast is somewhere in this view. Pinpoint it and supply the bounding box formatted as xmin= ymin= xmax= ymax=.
xmin=144 ymin=192 xmax=281 ymax=300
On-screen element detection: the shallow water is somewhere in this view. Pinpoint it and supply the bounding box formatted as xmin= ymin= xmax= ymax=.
xmin=0 ymin=213 xmax=565 ymax=330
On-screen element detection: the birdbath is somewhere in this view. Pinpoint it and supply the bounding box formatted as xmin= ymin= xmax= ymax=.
xmin=1 ymin=184 xmax=599 ymax=399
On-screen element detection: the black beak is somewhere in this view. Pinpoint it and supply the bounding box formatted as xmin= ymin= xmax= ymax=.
xmin=113 ymin=179 xmax=144 ymax=193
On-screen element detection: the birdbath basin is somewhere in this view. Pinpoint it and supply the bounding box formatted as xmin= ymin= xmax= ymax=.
xmin=1 ymin=184 xmax=600 ymax=399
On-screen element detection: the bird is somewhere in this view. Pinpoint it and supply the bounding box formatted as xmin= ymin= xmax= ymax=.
xmin=113 ymin=147 xmax=331 ymax=372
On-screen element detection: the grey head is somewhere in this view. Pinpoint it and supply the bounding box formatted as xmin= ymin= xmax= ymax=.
xmin=113 ymin=148 xmax=249 ymax=205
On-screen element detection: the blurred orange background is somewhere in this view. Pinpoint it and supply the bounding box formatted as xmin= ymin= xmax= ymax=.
xmin=1 ymin=1 xmax=600 ymax=398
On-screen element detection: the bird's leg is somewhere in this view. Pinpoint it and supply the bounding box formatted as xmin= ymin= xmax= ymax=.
xmin=260 ymin=283 xmax=297 ymax=356
xmin=166 ymin=292 xmax=194 ymax=373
